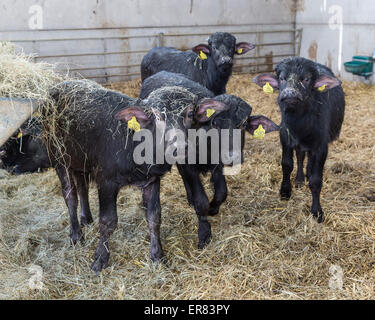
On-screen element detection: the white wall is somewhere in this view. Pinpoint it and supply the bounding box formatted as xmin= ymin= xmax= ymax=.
xmin=296 ymin=0 xmax=375 ymax=81
xmin=0 ymin=0 xmax=294 ymax=30
xmin=1 ymin=0 xmax=374 ymax=82
xmin=0 ymin=0 xmax=296 ymax=82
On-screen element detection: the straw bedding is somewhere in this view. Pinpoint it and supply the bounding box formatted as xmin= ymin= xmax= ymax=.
xmin=0 ymin=71 xmax=375 ymax=299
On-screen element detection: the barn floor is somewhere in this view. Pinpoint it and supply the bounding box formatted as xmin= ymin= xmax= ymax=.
xmin=1 ymin=74 xmax=375 ymax=299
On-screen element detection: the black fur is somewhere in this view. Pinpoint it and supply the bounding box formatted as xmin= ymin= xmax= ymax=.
xmin=48 ymin=80 xmax=171 ymax=273
xmin=0 ymin=117 xmax=51 ymax=174
xmin=141 ymin=32 xmax=254 ymax=95
xmin=47 ymin=79 xmax=256 ymax=272
xmin=254 ymin=57 xmax=345 ymax=222
xmin=140 ymin=71 xmax=214 ymax=100
xmin=141 ymin=72 xmax=278 ymax=249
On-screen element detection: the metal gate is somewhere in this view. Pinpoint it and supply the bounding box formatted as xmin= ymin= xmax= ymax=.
xmin=5 ymin=27 xmax=302 ymax=83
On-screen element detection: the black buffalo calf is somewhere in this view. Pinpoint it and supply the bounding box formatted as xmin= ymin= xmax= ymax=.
xmin=48 ymin=80 xmax=168 ymax=272
xmin=141 ymin=72 xmax=279 ymax=248
xmin=254 ymin=57 xmax=345 ymax=222
xmin=141 ymin=32 xmax=255 ymax=95
xmin=48 ymin=80 xmax=247 ymax=272
xmin=0 ymin=117 xmax=51 ymax=174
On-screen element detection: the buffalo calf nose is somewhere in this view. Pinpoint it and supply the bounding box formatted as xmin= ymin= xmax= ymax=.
xmin=281 ymin=97 xmax=299 ymax=104
xmin=220 ymin=56 xmax=233 ymax=65
xmin=280 ymin=88 xmax=302 ymax=103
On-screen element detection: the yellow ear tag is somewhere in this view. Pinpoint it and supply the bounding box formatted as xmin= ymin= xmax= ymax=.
xmin=17 ymin=131 xmax=23 ymax=139
xmin=199 ymin=51 xmax=207 ymax=60
xmin=318 ymin=84 xmax=326 ymax=92
xmin=237 ymin=48 xmax=243 ymax=54
xmin=263 ymin=82 xmax=274 ymax=94
xmin=253 ymin=124 xmax=266 ymax=139
xmin=127 ymin=116 xmax=141 ymax=132
xmin=206 ymin=108 xmax=215 ymax=118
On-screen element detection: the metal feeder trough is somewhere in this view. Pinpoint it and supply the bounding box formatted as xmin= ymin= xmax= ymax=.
xmin=344 ymin=56 xmax=374 ymax=79
xmin=0 ymin=98 xmax=39 ymax=147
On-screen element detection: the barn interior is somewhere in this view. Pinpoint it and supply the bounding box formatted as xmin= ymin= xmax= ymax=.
xmin=0 ymin=0 xmax=375 ymax=299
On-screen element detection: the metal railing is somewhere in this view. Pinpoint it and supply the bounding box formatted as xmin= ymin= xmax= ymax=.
xmin=5 ymin=28 xmax=302 ymax=82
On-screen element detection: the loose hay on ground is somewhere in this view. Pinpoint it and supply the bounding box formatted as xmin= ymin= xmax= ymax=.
xmin=0 ymin=74 xmax=375 ymax=299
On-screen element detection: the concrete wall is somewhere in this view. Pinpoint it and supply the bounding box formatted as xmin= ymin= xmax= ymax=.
xmin=1 ymin=0 xmax=295 ymax=30
xmin=1 ymin=0 xmax=374 ymax=82
xmin=296 ymin=0 xmax=375 ymax=81
xmin=0 ymin=0 xmax=296 ymax=82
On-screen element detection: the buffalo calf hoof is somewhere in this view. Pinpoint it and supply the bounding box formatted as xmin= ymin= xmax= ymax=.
xmin=80 ymin=214 xmax=94 ymax=226
xmin=280 ymin=188 xmax=291 ymax=200
xmin=312 ymin=210 xmax=324 ymax=223
xmin=198 ymin=229 xmax=211 ymax=249
xmin=151 ymin=255 xmax=166 ymax=266
xmin=150 ymin=248 xmax=165 ymax=264
xmin=198 ymin=236 xmax=211 ymax=250
xmin=208 ymin=205 xmax=219 ymax=216
xmin=294 ymin=179 xmax=305 ymax=189
xmin=70 ymin=229 xmax=84 ymax=246
xmin=198 ymin=217 xmax=211 ymax=249
xmin=280 ymin=181 xmax=292 ymax=200
xmin=91 ymin=251 xmax=109 ymax=274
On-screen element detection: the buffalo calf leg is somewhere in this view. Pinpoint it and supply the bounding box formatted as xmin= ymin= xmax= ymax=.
xmin=295 ymin=149 xmax=306 ymax=188
xmin=177 ymin=165 xmax=211 ymax=247
xmin=177 ymin=164 xmax=194 ymax=206
xmin=280 ymin=144 xmax=294 ymax=200
xmin=142 ymin=179 xmax=164 ymax=263
xmin=308 ymin=147 xmax=327 ymax=223
xmin=56 ymin=166 xmax=82 ymax=245
xmin=178 ymin=165 xmax=210 ymax=216
xmin=91 ymin=181 xmax=119 ymax=273
xmin=208 ymin=167 xmax=227 ymax=216
xmin=198 ymin=215 xmax=212 ymax=249
xmin=74 ymin=171 xmax=93 ymax=226
xmin=188 ymin=172 xmax=211 ymax=247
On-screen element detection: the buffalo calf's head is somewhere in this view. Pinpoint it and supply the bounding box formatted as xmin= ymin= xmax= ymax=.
xmin=192 ymin=32 xmax=255 ymax=73
xmin=253 ymin=57 xmax=341 ymax=113
xmin=191 ymin=95 xmax=252 ymax=166
xmin=0 ymin=127 xmax=50 ymax=175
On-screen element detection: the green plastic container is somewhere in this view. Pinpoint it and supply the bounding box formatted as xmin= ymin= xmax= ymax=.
xmin=344 ymin=56 xmax=373 ymax=76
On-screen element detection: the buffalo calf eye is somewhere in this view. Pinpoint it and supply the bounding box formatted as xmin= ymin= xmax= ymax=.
xmin=188 ymin=111 xmax=194 ymax=118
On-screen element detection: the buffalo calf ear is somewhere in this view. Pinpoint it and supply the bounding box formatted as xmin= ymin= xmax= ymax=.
xmin=17 ymin=128 xmax=29 ymax=139
xmin=115 ymin=106 xmax=152 ymax=130
xmin=314 ymin=75 xmax=341 ymax=91
xmin=235 ymin=42 xmax=255 ymax=55
xmin=192 ymin=44 xmax=211 ymax=55
xmin=195 ymin=98 xmax=230 ymax=123
xmin=253 ymin=73 xmax=279 ymax=89
xmin=246 ymin=115 xmax=280 ymax=135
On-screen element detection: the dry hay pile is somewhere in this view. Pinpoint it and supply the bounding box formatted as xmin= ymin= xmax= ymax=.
xmin=0 ymin=41 xmax=65 ymax=148
xmin=0 ymin=74 xmax=375 ymax=300
xmin=0 ymin=42 xmax=125 ymax=167
xmin=0 ymin=42 xmax=62 ymax=100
